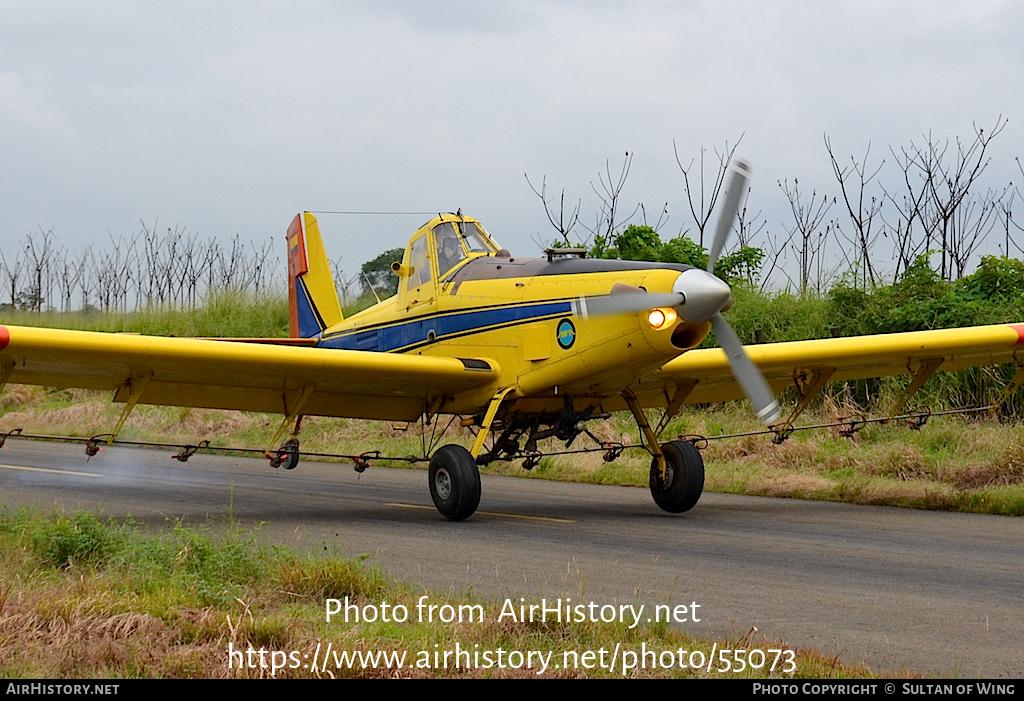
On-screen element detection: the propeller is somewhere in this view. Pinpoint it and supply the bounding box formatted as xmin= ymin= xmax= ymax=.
xmin=573 ymin=157 xmax=781 ymax=425
xmin=704 ymin=159 xmax=781 ymax=425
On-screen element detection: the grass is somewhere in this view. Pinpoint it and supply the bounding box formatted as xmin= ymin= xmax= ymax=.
xmin=0 ymin=294 xmax=289 ymax=338
xmin=0 ymin=507 xmax=898 ymax=678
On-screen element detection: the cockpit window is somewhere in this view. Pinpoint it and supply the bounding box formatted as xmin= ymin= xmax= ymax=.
xmin=433 ymin=222 xmax=467 ymax=277
xmin=457 ymin=221 xmax=498 ymax=253
xmin=407 ymin=234 xmax=432 ymax=291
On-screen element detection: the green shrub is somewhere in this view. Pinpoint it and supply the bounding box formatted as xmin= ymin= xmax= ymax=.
xmin=30 ymin=512 xmax=116 ymax=568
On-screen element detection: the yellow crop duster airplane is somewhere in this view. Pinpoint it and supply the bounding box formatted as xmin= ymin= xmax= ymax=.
xmin=2 ymin=160 xmax=1024 ymax=520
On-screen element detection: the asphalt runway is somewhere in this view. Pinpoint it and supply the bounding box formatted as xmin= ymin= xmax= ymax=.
xmin=1 ymin=439 xmax=1021 ymax=677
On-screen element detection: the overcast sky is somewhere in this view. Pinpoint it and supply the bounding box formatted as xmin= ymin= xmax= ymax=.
xmin=2 ymin=0 xmax=1022 ymax=281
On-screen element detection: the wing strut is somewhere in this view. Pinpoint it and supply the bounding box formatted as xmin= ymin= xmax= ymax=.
xmin=889 ymin=359 xmax=943 ymax=418
xmin=654 ymin=379 xmax=698 ymax=436
xmin=265 ymin=386 xmax=314 ymax=461
xmin=108 ymin=374 xmax=153 ymax=445
xmin=989 ymin=362 xmax=1024 ymax=415
xmin=0 ymin=360 xmax=12 ymax=396
xmin=771 ymin=367 xmax=835 ymax=440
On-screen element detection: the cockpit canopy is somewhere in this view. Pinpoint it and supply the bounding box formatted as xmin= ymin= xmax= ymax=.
xmin=400 ymin=215 xmax=500 ymax=298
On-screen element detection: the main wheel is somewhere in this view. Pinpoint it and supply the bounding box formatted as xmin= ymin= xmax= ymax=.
xmin=649 ymin=440 xmax=704 ymax=513
xmin=279 ymin=439 xmax=300 ymax=470
xmin=428 ymin=445 xmax=481 ymax=521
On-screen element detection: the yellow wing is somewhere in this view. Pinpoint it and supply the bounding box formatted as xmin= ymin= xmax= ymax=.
xmin=628 ymin=323 xmax=1024 ymax=409
xmin=0 ymin=325 xmax=498 ymax=422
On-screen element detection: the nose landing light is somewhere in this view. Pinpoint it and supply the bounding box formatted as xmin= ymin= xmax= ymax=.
xmin=647 ymin=307 xmax=677 ymax=330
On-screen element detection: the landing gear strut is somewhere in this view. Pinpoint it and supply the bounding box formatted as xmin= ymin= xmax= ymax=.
xmin=265 ymin=389 xmax=311 ymax=470
xmin=428 ymin=444 xmax=481 ymax=521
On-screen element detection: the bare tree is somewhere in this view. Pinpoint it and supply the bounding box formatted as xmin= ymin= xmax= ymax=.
xmin=179 ymin=234 xmax=207 ymax=308
xmin=639 ymin=201 xmax=669 ymax=232
xmin=997 ymin=157 xmax=1024 ymax=257
xmin=214 ymin=235 xmax=250 ymax=296
xmin=674 ymin=136 xmax=743 ymax=247
xmin=581 ymin=151 xmax=642 ymax=243
xmin=778 ymin=178 xmax=836 ymax=294
xmin=734 ymin=186 xmax=766 ymax=250
xmin=889 ymin=117 xmax=1008 ymax=279
xmin=528 ymin=152 xmax=657 ymax=253
xmin=0 ymin=246 xmax=24 ymax=309
xmin=248 ymin=239 xmax=278 ymax=301
xmin=22 ymin=228 xmax=57 ymax=312
xmin=524 ymin=173 xmax=582 ymax=245
xmin=55 ymin=247 xmax=85 ymax=313
xmin=949 ymin=186 xmax=1008 ymax=278
xmin=732 ymin=188 xmax=771 ymax=286
xmin=330 ymin=257 xmax=360 ymax=305
xmin=880 ymin=174 xmax=929 ymax=281
xmin=826 ymin=136 xmax=884 ymax=289
xmin=75 ymin=246 xmax=95 ymax=312
xmin=2 ymin=222 xmax=291 ymax=315
xmin=93 ymin=233 xmax=138 ymax=312
xmin=759 ymin=223 xmax=794 ymax=292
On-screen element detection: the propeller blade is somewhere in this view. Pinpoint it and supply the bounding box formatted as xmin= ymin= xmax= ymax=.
xmin=707 ymin=158 xmax=751 ymax=273
xmin=710 ymin=313 xmax=781 ymax=425
xmin=572 ymin=291 xmax=683 ymax=319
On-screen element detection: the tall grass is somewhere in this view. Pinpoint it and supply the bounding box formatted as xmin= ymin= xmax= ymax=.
xmin=0 ymin=293 xmax=289 ymax=338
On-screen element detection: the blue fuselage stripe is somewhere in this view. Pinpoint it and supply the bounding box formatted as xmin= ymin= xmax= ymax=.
xmin=318 ymin=301 xmax=573 ymax=352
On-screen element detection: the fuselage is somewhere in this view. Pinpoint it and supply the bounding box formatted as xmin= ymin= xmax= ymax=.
xmin=315 ymin=215 xmax=711 ymax=415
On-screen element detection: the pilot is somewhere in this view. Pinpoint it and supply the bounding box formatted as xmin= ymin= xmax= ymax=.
xmin=436 ymin=226 xmax=465 ymax=275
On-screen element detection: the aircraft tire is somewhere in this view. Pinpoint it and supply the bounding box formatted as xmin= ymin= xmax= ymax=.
xmin=649 ymin=440 xmax=704 ymax=513
xmin=280 ymin=439 xmax=300 ymax=470
xmin=429 ymin=445 xmax=481 ymax=521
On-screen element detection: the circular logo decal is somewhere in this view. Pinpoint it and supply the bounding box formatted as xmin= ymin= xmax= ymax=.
xmin=556 ymin=318 xmax=576 ymax=350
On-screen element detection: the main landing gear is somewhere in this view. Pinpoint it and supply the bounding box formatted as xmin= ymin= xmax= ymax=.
xmin=269 ymin=438 xmax=300 ymax=470
xmin=424 ymin=434 xmax=706 ymax=521
xmin=622 ymin=388 xmax=704 ymax=515
xmin=649 ymin=440 xmax=705 ymax=513
xmin=427 ymin=387 xmax=707 ymax=522
xmin=428 ymin=445 xmax=481 ymax=522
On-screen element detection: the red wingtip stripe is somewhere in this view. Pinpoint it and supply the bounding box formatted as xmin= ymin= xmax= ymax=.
xmin=1010 ymin=324 xmax=1024 ymax=345
xmin=0 ymin=325 xmax=8 ymax=351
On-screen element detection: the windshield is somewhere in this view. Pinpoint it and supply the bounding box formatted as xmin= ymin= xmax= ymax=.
xmin=457 ymin=221 xmax=498 ymax=253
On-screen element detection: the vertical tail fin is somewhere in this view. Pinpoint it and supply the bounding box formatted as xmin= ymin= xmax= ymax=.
xmin=287 ymin=212 xmax=343 ymax=338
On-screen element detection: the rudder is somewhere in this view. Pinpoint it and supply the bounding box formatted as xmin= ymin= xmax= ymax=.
xmin=287 ymin=212 xmax=343 ymax=338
